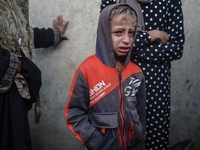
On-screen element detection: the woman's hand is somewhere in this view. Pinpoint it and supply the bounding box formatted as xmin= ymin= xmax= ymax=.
xmin=16 ymin=60 xmax=22 ymax=74
xmin=53 ymin=15 xmax=69 ymax=40
xmin=148 ymin=30 xmax=169 ymax=44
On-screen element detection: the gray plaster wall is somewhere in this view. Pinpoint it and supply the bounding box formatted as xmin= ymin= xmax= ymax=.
xmin=28 ymin=0 xmax=200 ymax=150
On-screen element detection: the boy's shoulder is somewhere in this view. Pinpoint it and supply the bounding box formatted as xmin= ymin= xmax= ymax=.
xmin=80 ymin=54 xmax=97 ymax=67
xmin=128 ymin=61 xmax=142 ymax=73
xmin=124 ymin=62 xmax=145 ymax=79
xmin=82 ymin=54 xmax=97 ymax=64
xmin=79 ymin=54 xmax=100 ymax=71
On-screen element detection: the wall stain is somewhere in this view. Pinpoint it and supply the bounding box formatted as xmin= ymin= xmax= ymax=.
xmin=185 ymin=79 xmax=193 ymax=92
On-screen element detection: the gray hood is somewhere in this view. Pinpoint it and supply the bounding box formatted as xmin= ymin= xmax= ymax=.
xmin=95 ymin=4 xmax=138 ymax=68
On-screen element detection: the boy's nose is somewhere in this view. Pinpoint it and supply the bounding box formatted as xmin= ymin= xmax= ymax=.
xmin=122 ymin=34 xmax=130 ymax=44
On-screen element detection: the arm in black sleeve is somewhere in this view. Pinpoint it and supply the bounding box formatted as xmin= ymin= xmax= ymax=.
xmin=0 ymin=47 xmax=10 ymax=79
xmin=33 ymin=27 xmax=61 ymax=48
xmin=133 ymin=0 xmax=185 ymax=63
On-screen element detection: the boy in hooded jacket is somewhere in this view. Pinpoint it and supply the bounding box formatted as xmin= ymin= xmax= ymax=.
xmin=65 ymin=4 xmax=146 ymax=150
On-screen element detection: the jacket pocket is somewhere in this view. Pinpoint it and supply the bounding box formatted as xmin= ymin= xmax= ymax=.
xmin=89 ymin=112 xmax=118 ymax=129
xmin=96 ymin=130 xmax=115 ymax=150
xmin=129 ymin=108 xmax=144 ymax=142
xmin=89 ymin=112 xmax=118 ymax=150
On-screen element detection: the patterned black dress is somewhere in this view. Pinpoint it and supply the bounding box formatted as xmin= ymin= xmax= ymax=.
xmin=101 ymin=0 xmax=185 ymax=149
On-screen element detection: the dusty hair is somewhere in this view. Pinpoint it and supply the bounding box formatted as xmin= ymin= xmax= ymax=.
xmin=110 ymin=5 xmax=138 ymax=26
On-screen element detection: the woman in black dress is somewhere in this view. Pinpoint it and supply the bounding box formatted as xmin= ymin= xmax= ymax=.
xmin=0 ymin=0 xmax=68 ymax=149
xmin=101 ymin=0 xmax=185 ymax=149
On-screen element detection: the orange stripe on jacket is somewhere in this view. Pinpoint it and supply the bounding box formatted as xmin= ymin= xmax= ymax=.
xmin=121 ymin=62 xmax=142 ymax=83
xmin=80 ymin=55 xmax=119 ymax=108
xmin=65 ymin=67 xmax=85 ymax=145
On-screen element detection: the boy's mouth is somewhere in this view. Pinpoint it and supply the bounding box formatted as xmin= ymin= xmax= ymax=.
xmin=119 ymin=46 xmax=130 ymax=53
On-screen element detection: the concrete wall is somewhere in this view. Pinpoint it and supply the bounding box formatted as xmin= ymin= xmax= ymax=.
xmin=170 ymin=0 xmax=200 ymax=150
xmin=28 ymin=0 xmax=200 ymax=150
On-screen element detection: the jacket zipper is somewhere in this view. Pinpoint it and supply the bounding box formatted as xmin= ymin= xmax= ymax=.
xmin=118 ymin=70 xmax=127 ymax=149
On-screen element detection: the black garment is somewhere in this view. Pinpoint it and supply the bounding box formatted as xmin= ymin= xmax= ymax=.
xmin=0 ymin=83 xmax=32 ymax=150
xmin=33 ymin=28 xmax=57 ymax=48
xmin=101 ymin=0 xmax=185 ymax=149
xmin=0 ymin=48 xmax=10 ymax=79
xmin=19 ymin=56 xmax=42 ymax=104
xmin=0 ymin=28 xmax=55 ymax=150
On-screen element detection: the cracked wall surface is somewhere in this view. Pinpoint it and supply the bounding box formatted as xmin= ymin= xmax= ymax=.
xmin=28 ymin=0 xmax=200 ymax=149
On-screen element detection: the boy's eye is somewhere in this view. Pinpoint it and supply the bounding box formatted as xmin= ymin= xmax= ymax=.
xmin=114 ymin=31 xmax=122 ymax=35
xmin=129 ymin=31 xmax=135 ymax=36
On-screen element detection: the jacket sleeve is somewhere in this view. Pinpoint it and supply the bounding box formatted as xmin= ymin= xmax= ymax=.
xmin=133 ymin=0 xmax=185 ymax=63
xmin=135 ymin=75 xmax=146 ymax=150
xmin=65 ymin=68 xmax=103 ymax=149
xmin=0 ymin=47 xmax=18 ymax=93
xmin=33 ymin=27 xmax=61 ymax=48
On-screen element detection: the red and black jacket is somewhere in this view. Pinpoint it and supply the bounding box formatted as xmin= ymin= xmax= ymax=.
xmin=66 ymin=4 xmax=146 ymax=150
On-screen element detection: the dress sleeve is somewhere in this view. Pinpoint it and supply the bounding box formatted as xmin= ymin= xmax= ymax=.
xmin=133 ymin=0 xmax=185 ymax=63
xmin=0 ymin=47 xmax=18 ymax=92
xmin=33 ymin=28 xmax=61 ymax=48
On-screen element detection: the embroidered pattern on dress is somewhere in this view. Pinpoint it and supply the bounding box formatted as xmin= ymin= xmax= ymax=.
xmin=53 ymin=28 xmax=60 ymax=45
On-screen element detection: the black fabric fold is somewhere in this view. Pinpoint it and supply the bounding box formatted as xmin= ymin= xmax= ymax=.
xmin=19 ymin=56 xmax=42 ymax=103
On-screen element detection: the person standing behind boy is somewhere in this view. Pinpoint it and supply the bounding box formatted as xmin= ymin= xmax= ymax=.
xmin=66 ymin=4 xmax=146 ymax=150
xmin=101 ymin=1 xmax=185 ymax=149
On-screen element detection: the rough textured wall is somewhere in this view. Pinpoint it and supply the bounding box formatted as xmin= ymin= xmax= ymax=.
xmin=170 ymin=0 xmax=200 ymax=150
xmin=29 ymin=0 xmax=100 ymax=150
xmin=28 ymin=0 xmax=200 ymax=150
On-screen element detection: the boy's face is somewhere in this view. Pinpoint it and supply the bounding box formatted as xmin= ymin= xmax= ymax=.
xmin=111 ymin=14 xmax=136 ymax=58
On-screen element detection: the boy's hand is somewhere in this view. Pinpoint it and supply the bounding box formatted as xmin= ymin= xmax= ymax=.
xmin=53 ymin=15 xmax=69 ymax=40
